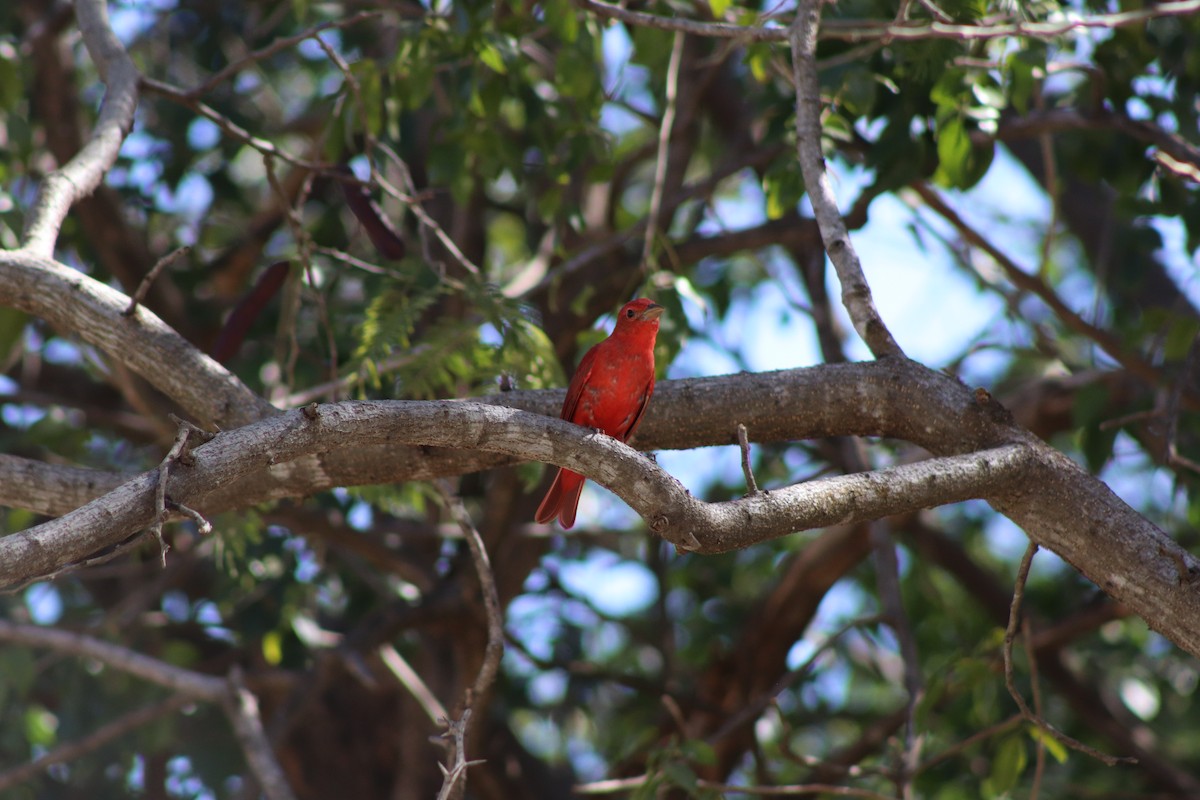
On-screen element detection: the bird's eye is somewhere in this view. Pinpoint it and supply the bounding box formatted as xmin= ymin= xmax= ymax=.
xmin=626 ymin=308 xmax=635 ymax=319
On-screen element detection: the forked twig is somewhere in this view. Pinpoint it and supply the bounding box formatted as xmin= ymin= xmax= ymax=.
xmin=1003 ymin=543 xmax=1137 ymax=767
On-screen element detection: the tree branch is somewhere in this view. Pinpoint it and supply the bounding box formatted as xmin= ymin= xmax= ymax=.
xmin=790 ymin=0 xmax=903 ymax=358
xmin=579 ymin=0 xmax=1200 ymax=44
xmin=21 ymin=0 xmax=140 ymax=255
xmin=0 ymin=249 xmax=275 ymax=429
xmin=0 ymin=357 xmax=1197 ymax=662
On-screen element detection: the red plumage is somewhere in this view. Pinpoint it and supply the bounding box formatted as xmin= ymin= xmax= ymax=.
xmin=535 ymin=298 xmax=664 ymax=529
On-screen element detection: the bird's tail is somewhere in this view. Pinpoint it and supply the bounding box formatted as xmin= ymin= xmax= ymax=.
xmin=535 ymin=468 xmax=586 ymax=529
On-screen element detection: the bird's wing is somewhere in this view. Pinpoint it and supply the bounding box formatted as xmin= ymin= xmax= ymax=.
xmin=560 ymin=341 xmax=601 ymax=422
xmin=620 ymin=377 xmax=655 ymax=442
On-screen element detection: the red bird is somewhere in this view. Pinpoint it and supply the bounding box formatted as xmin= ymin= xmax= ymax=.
xmin=536 ymin=298 xmax=664 ymax=529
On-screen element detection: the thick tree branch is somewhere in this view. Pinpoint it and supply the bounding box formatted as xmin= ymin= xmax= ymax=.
xmin=1 ymin=358 xmax=1197 ymax=661
xmin=0 ymin=249 xmax=275 ymax=429
xmin=0 ymin=390 xmax=1031 ymax=580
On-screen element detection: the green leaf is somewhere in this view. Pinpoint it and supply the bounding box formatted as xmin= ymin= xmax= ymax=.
xmin=1007 ymin=53 xmax=1036 ymax=115
xmin=933 ymin=115 xmax=994 ymax=189
xmin=708 ymin=0 xmax=733 ymax=18
xmin=545 ymin=0 xmax=579 ymax=43
xmin=985 ymin=733 xmax=1027 ymax=797
xmin=934 ymin=116 xmax=971 ymax=186
xmin=0 ymin=306 xmax=27 ymax=364
xmin=839 ymin=66 xmax=878 ymax=116
xmin=1027 ymin=725 xmax=1069 ymax=764
xmin=763 ymin=162 xmax=804 ymax=220
xmin=350 ymin=60 xmax=383 ymax=137
xmin=479 ymin=42 xmax=507 ymax=75
xmin=682 ymin=739 xmax=717 ymax=766
xmin=24 ymin=706 xmax=58 ymax=747
xmin=661 ymin=760 xmax=697 ymax=790
xmin=746 ymin=44 xmax=772 ymax=83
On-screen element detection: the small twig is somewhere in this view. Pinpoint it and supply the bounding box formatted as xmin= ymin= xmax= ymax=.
xmin=1003 ymin=542 xmax=1136 ymax=766
xmin=432 ymin=479 xmax=505 ymax=799
xmin=661 ymin=693 xmax=691 ymax=738
xmin=1165 ymin=331 xmax=1200 ymax=463
xmin=912 ymin=182 xmax=1161 ymax=387
xmin=185 ymin=11 xmax=381 ymax=100
xmin=641 ymin=30 xmax=685 ymax=272
xmin=151 ymin=416 xmax=216 ymax=564
xmin=913 ymin=714 xmax=1023 ymax=776
xmin=737 ymin=422 xmax=761 ymax=495
xmin=579 ymin=0 xmax=1200 ymax=44
xmin=867 ymin=519 xmax=923 ymax=798
xmin=378 ymin=644 xmax=448 ymax=724
xmin=123 ymin=245 xmax=190 ymax=316
xmin=435 ymin=711 xmax=486 ymax=800
xmin=142 ymin=78 xmax=331 ymax=171
xmin=1024 ymin=618 xmax=1046 ymax=800
xmin=374 ymin=145 xmax=480 ymax=279
xmin=914 ymin=0 xmax=954 ymax=23
xmin=575 ymin=774 xmax=900 ymax=798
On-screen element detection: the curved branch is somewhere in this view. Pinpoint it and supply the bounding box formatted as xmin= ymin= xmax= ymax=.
xmin=790 ymin=2 xmax=903 ymax=358
xmin=22 ymin=0 xmax=140 ymax=255
xmin=0 ymin=358 xmax=1197 ymax=662
xmin=0 ymin=249 xmax=275 ymax=429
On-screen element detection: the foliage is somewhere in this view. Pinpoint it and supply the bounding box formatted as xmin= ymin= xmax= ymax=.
xmin=2 ymin=0 xmax=1200 ymax=798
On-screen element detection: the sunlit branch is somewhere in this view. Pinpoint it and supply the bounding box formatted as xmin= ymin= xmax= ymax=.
xmin=580 ymin=0 xmax=1200 ymax=44
xmin=790 ymin=1 xmax=903 ymax=358
xmin=21 ymin=0 xmax=140 ymax=255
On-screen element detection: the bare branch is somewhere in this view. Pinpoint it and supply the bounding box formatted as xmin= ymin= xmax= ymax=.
xmin=0 ymin=356 xmax=1197 ymax=660
xmin=790 ymin=1 xmax=903 ymax=358
xmin=21 ymin=0 xmax=140 ymax=255
xmin=737 ymin=422 xmax=760 ymax=495
xmin=641 ymin=30 xmax=685 ymax=271
xmin=0 ymin=621 xmax=297 ymax=800
xmin=580 ymin=0 xmax=1200 ymax=44
xmin=0 ymin=619 xmax=227 ymax=701
xmin=123 ymin=245 xmax=190 ymax=317
xmin=224 ymin=668 xmax=299 ymax=800
xmin=185 ymin=11 xmax=382 ymax=99
xmin=576 ymin=773 xmax=901 ymax=798
xmin=911 ymin=182 xmax=1162 ymax=387
xmin=1003 ymin=543 xmax=1136 ymax=767
xmin=379 ymin=644 xmax=449 ymax=723
xmin=432 ymin=479 xmax=505 ymax=798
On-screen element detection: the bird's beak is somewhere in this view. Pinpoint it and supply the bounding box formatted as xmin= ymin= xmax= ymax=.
xmin=641 ymin=303 xmax=665 ymax=321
